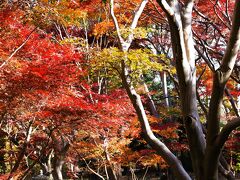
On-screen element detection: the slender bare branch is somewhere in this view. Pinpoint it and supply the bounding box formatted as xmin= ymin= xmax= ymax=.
xmin=0 ymin=27 xmax=37 ymax=68
xmin=221 ymin=1 xmax=240 ymax=78
xmin=109 ymin=0 xmax=124 ymax=45
xmin=83 ymin=158 xmax=105 ymax=180
xmin=224 ymin=88 xmax=240 ymax=117
xmin=205 ymin=1 xmax=240 ymax=178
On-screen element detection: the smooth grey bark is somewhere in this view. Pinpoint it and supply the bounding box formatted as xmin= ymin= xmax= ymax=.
xmin=205 ymin=0 xmax=240 ymax=179
xmin=157 ymin=1 xmax=206 ymax=179
xmin=40 ymin=150 xmax=54 ymax=179
xmin=110 ymin=0 xmax=190 ymax=179
xmin=51 ymin=135 xmax=70 ymax=180
xmin=52 ymin=158 xmax=64 ymax=180
xmin=156 ymin=0 xmax=240 ymax=179
xmin=121 ymin=69 xmax=191 ymax=180
xmin=160 ymin=71 xmax=170 ymax=107
xmin=103 ymin=139 xmax=118 ymax=180
xmin=111 ymin=0 xmax=240 ymax=179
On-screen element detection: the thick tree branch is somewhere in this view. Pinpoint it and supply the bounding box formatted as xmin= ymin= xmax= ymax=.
xmin=111 ymin=0 xmax=190 ymax=179
xmin=156 ymin=0 xmax=174 ymax=17
xmin=110 ymin=0 xmax=148 ymax=50
xmin=215 ymin=117 xmax=240 ymax=150
xmin=127 ymin=0 xmax=148 ymax=44
xmin=221 ymin=0 xmax=240 ymax=80
xmin=185 ymin=0 xmax=195 ymax=9
xmin=109 ymin=0 xmax=124 ymax=45
xmin=205 ymin=1 xmax=240 ymax=178
xmin=207 ymin=0 xmax=240 ymax=144
xmin=121 ymin=62 xmax=190 ymax=180
xmin=130 ymin=0 xmax=148 ymax=30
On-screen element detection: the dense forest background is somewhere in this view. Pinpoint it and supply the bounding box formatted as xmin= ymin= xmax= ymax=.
xmin=0 ymin=0 xmax=240 ymax=179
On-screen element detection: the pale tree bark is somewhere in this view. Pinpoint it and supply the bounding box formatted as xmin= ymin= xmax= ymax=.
xmin=157 ymin=0 xmax=240 ymax=179
xmin=52 ymin=157 xmax=65 ymax=180
xmin=157 ymin=1 xmax=206 ymax=179
xmin=103 ymin=138 xmax=118 ymax=180
xmin=110 ymin=0 xmax=240 ymax=179
xmin=0 ymin=27 xmax=36 ymax=69
xmin=40 ymin=150 xmax=54 ymax=179
xmin=110 ymin=0 xmax=190 ymax=179
xmin=205 ymin=1 xmax=240 ymax=179
xmin=195 ymin=45 xmax=240 ymax=118
xmin=51 ymin=135 xmax=70 ymax=180
xmin=160 ymin=71 xmax=169 ymax=107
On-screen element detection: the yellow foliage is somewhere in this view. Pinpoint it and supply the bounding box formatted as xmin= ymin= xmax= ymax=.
xmin=113 ymin=27 xmax=148 ymax=39
xmin=60 ymin=37 xmax=84 ymax=46
xmin=92 ymin=47 xmax=167 ymax=84
xmin=33 ymin=1 xmax=88 ymax=27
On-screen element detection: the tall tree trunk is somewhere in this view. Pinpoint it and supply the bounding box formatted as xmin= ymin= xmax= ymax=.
xmin=204 ymin=1 xmax=240 ymax=179
xmin=157 ymin=0 xmax=240 ymax=179
xmin=40 ymin=150 xmax=54 ymax=179
xmin=52 ymin=157 xmax=65 ymax=180
xmin=164 ymin=2 xmax=206 ymax=179
xmin=160 ymin=71 xmax=169 ymax=107
xmin=51 ymin=135 xmax=70 ymax=180
xmin=110 ymin=0 xmax=190 ymax=179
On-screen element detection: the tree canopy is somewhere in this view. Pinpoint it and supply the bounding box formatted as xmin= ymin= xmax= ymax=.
xmin=0 ymin=0 xmax=240 ymax=179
